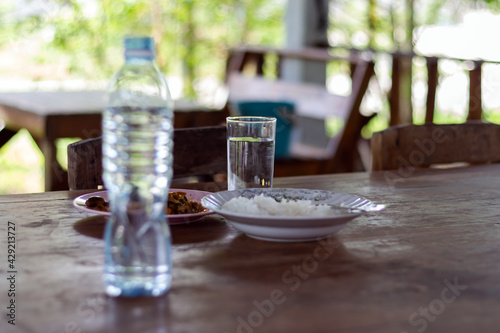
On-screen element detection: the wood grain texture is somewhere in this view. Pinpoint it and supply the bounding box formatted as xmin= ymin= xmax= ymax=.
xmin=2 ymin=165 xmax=500 ymax=333
xmin=67 ymin=126 xmax=227 ymax=190
xmin=371 ymin=121 xmax=500 ymax=171
xmin=67 ymin=136 xmax=103 ymax=190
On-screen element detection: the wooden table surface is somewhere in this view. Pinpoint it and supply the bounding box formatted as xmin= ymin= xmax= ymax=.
xmin=0 ymin=91 xmax=223 ymax=191
xmin=1 ymin=164 xmax=500 ymax=333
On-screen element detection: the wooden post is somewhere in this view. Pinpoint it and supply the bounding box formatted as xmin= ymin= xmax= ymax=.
xmin=425 ymin=57 xmax=439 ymax=123
xmin=276 ymin=54 xmax=283 ymax=78
xmin=252 ymin=52 xmax=265 ymax=76
xmin=224 ymin=50 xmax=246 ymax=82
xmin=389 ymin=53 xmax=413 ymax=125
xmin=468 ymin=61 xmax=483 ymax=121
xmin=389 ymin=54 xmax=401 ymax=126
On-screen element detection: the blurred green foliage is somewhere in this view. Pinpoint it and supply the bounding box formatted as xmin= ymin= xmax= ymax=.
xmin=2 ymin=0 xmax=284 ymax=98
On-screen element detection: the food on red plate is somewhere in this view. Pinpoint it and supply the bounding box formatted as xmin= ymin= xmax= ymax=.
xmin=85 ymin=191 xmax=206 ymax=215
xmin=167 ymin=191 xmax=206 ymax=214
xmin=84 ymin=196 xmax=109 ymax=212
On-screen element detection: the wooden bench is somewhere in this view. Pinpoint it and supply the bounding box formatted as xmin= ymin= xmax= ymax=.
xmin=371 ymin=121 xmax=500 ymax=171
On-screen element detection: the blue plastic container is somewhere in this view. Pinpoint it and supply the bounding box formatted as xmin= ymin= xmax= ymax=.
xmin=236 ymin=101 xmax=295 ymax=157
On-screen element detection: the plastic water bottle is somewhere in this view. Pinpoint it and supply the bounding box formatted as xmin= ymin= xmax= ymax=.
xmin=102 ymin=36 xmax=174 ymax=297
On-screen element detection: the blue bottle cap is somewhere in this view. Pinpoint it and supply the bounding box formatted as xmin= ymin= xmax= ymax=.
xmin=124 ymin=36 xmax=155 ymax=59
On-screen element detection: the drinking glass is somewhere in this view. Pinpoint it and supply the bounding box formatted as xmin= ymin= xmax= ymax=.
xmin=226 ymin=116 xmax=276 ymax=191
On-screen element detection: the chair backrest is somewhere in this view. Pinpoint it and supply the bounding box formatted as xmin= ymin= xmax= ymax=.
xmin=323 ymin=59 xmax=375 ymax=173
xmin=226 ymin=59 xmax=375 ymax=173
xmin=67 ymin=125 xmax=227 ymax=190
xmin=370 ymin=121 xmax=500 ymax=171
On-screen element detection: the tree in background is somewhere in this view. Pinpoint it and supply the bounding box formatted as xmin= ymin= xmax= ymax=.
xmin=1 ymin=0 xmax=284 ymax=103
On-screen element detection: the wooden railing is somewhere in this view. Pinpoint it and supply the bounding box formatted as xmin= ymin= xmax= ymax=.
xmin=226 ymin=46 xmax=498 ymax=126
xmin=389 ymin=51 xmax=487 ymax=124
xmin=226 ymin=45 xmax=370 ymax=83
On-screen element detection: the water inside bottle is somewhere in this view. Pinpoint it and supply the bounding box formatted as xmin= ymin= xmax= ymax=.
xmin=102 ymin=105 xmax=173 ymax=297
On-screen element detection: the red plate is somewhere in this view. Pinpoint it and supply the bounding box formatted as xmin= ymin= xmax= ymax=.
xmin=73 ymin=189 xmax=214 ymax=224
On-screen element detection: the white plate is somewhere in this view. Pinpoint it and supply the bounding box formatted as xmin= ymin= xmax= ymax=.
xmin=201 ymin=188 xmax=385 ymax=242
xmin=73 ymin=189 xmax=214 ymax=225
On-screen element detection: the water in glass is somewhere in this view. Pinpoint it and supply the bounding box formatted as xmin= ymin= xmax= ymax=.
xmin=227 ymin=137 xmax=275 ymax=190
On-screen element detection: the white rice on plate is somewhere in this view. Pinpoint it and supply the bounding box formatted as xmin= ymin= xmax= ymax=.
xmin=221 ymin=194 xmax=334 ymax=217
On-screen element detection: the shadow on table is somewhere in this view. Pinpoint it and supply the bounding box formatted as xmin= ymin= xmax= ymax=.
xmin=104 ymin=295 xmax=172 ymax=331
xmin=170 ymin=215 xmax=232 ymax=245
xmin=185 ymin=233 xmax=371 ymax=282
xmin=73 ymin=215 xmax=107 ymax=239
xmin=72 ymin=215 xmax=231 ymax=245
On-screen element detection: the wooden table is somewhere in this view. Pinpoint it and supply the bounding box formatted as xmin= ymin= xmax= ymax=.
xmin=1 ymin=164 xmax=500 ymax=333
xmin=0 ymin=91 xmax=223 ymax=191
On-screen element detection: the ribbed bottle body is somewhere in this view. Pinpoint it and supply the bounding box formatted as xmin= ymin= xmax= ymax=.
xmin=102 ymin=37 xmax=174 ymax=297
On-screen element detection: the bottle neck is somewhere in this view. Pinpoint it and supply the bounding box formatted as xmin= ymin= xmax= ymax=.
xmin=124 ymin=48 xmax=155 ymax=62
xmin=125 ymin=56 xmax=155 ymax=63
xmin=123 ymin=56 xmax=158 ymax=69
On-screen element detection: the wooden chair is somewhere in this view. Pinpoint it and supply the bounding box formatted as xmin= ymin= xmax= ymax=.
xmin=67 ymin=126 xmax=227 ymax=190
xmin=370 ymin=121 xmax=500 ymax=171
xmin=225 ymin=48 xmax=376 ymax=175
